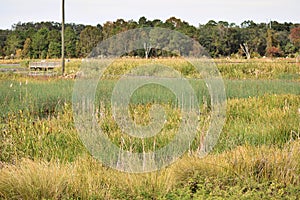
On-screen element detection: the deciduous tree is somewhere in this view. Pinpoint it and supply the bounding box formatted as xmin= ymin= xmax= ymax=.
xmin=289 ymin=27 xmax=300 ymax=48
xmin=77 ymin=26 xmax=101 ymax=57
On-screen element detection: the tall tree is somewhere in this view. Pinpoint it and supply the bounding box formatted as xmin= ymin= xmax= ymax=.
xmin=265 ymin=28 xmax=282 ymax=57
xmin=47 ymin=29 xmax=61 ymax=58
xmin=138 ymin=17 xmax=148 ymax=27
xmin=31 ymin=28 xmax=49 ymax=58
xmin=48 ymin=42 xmax=61 ymax=58
xmin=48 ymin=29 xmax=61 ymax=43
xmin=5 ymin=33 xmax=22 ymax=56
xmin=77 ymin=26 xmax=101 ymax=57
xmin=0 ymin=30 xmax=10 ymax=57
xmin=64 ymin=27 xmax=77 ymax=58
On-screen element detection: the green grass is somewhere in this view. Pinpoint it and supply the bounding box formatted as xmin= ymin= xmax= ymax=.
xmin=0 ymin=78 xmax=73 ymax=118
xmin=0 ymin=77 xmax=299 ymax=118
xmin=0 ymin=59 xmax=300 ymax=199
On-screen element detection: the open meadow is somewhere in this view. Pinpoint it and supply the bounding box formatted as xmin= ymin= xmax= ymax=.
xmin=0 ymin=58 xmax=300 ymax=199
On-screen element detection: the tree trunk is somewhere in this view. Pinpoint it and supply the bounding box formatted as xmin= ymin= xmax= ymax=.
xmin=240 ymin=43 xmax=250 ymax=59
xmin=144 ymin=43 xmax=151 ymax=59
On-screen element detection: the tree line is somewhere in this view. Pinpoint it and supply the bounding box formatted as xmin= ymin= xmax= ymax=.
xmin=0 ymin=17 xmax=299 ymax=59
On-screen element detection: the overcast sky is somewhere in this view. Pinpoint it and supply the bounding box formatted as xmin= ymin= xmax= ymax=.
xmin=0 ymin=0 xmax=299 ymax=29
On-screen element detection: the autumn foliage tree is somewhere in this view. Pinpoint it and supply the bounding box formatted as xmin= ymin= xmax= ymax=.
xmin=266 ymin=46 xmax=282 ymax=57
xmin=289 ymin=27 xmax=300 ymax=48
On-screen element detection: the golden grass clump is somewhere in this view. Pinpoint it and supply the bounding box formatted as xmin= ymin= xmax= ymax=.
xmin=0 ymin=159 xmax=71 ymax=199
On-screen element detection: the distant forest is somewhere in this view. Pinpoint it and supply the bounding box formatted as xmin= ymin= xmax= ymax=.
xmin=0 ymin=17 xmax=299 ymax=59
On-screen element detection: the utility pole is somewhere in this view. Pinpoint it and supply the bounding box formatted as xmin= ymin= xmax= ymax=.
xmin=61 ymin=0 xmax=65 ymax=76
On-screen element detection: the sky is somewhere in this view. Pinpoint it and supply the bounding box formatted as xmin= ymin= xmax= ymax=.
xmin=0 ymin=0 xmax=299 ymax=29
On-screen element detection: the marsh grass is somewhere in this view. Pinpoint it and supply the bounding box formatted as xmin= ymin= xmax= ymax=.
xmin=0 ymin=59 xmax=300 ymax=199
xmin=0 ymin=158 xmax=72 ymax=199
xmin=1 ymin=141 xmax=300 ymax=199
xmin=0 ymin=77 xmax=299 ymax=119
xmin=1 ymin=93 xmax=299 ymax=199
xmin=169 ymin=140 xmax=300 ymax=199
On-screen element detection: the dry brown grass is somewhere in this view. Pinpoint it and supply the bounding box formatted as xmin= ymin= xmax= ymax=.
xmin=1 ymin=140 xmax=300 ymax=199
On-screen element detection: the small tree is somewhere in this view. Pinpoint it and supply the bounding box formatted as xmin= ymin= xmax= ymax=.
xmin=266 ymin=46 xmax=282 ymax=57
xmin=15 ymin=49 xmax=22 ymax=59
xmin=22 ymin=38 xmax=32 ymax=58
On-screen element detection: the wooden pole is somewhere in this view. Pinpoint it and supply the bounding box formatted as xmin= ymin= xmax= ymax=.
xmin=61 ymin=0 xmax=65 ymax=76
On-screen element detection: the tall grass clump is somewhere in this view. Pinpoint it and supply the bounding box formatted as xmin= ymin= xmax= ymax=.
xmin=0 ymin=104 xmax=86 ymax=163
xmin=216 ymin=94 xmax=300 ymax=152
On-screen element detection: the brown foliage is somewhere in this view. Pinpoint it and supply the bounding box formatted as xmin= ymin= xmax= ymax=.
xmin=289 ymin=27 xmax=300 ymax=47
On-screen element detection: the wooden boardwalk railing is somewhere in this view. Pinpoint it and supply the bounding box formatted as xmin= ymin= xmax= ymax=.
xmin=29 ymin=61 xmax=60 ymax=76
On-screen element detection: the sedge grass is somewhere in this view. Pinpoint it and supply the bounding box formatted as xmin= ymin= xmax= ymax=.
xmin=1 ymin=140 xmax=300 ymax=199
xmin=0 ymin=59 xmax=300 ymax=199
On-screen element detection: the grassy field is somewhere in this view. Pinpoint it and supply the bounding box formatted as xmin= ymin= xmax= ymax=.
xmin=0 ymin=58 xmax=300 ymax=199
